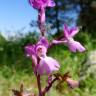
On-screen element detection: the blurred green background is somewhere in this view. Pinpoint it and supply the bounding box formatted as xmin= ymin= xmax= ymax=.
xmin=0 ymin=0 xmax=96 ymax=96
xmin=0 ymin=31 xmax=96 ymax=96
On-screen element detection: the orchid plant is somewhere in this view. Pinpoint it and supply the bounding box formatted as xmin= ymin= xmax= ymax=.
xmin=12 ymin=0 xmax=86 ymax=96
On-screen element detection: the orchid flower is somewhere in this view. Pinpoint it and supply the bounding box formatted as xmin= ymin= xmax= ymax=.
xmin=25 ymin=37 xmax=60 ymax=75
xmin=29 ymin=0 xmax=55 ymax=10
xmin=52 ymin=24 xmax=86 ymax=52
xmin=29 ymin=0 xmax=55 ymax=23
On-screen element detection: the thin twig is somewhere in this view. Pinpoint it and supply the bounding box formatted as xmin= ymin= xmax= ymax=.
xmin=42 ymin=77 xmax=59 ymax=96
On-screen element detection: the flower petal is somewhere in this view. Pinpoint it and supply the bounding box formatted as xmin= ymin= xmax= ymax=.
xmin=25 ymin=45 xmax=36 ymax=57
xmin=69 ymin=27 xmax=79 ymax=37
xmin=38 ymin=36 xmax=49 ymax=48
xmin=47 ymin=0 xmax=55 ymax=7
xmin=29 ymin=0 xmax=41 ymax=9
xmin=67 ymin=41 xmax=86 ymax=52
xmin=64 ymin=24 xmax=70 ymax=38
xmin=74 ymin=41 xmax=86 ymax=52
xmin=37 ymin=56 xmax=60 ymax=75
xmin=29 ymin=0 xmax=55 ymax=9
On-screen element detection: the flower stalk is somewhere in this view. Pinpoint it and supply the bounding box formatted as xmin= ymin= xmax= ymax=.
xmin=12 ymin=0 xmax=86 ymax=96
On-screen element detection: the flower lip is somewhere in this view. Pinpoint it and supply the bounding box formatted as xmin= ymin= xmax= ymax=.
xmin=35 ymin=44 xmax=47 ymax=57
xmin=37 ymin=56 xmax=60 ymax=75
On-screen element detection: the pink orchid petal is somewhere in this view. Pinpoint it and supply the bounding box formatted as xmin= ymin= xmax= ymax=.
xmin=74 ymin=41 xmax=86 ymax=52
xmin=38 ymin=36 xmax=49 ymax=48
xmin=29 ymin=0 xmax=42 ymax=9
xmin=69 ymin=27 xmax=79 ymax=37
xmin=47 ymin=0 xmax=55 ymax=7
xmin=29 ymin=0 xmax=55 ymax=10
xmin=37 ymin=57 xmax=60 ymax=75
xmin=64 ymin=24 xmax=70 ymax=38
xmin=67 ymin=41 xmax=86 ymax=52
xmin=25 ymin=45 xmax=36 ymax=57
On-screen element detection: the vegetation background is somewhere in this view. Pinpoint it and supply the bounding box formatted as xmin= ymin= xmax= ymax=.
xmin=0 ymin=0 xmax=96 ymax=96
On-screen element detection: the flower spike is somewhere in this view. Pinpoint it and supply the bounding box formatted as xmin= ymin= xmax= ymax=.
xmin=25 ymin=37 xmax=60 ymax=75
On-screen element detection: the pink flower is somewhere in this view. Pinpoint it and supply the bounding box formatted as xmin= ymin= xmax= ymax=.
xmin=37 ymin=56 xmax=60 ymax=75
xmin=25 ymin=37 xmax=49 ymax=58
xmin=37 ymin=36 xmax=49 ymax=48
xmin=29 ymin=0 xmax=55 ymax=23
xmin=29 ymin=0 xmax=55 ymax=9
xmin=52 ymin=24 xmax=86 ymax=52
xmin=25 ymin=37 xmax=60 ymax=75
